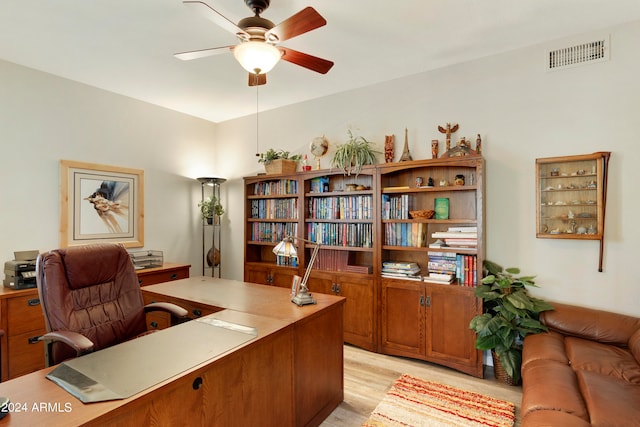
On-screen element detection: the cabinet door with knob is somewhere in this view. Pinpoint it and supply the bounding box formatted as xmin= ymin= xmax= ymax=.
xmin=380 ymin=278 xmax=482 ymax=377
xmin=309 ymin=271 xmax=375 ymax=351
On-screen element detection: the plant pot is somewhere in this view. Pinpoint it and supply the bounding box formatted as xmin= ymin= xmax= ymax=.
xmin=265 ymin=159 xmax=298 ymax=175
xmin=491 ymin=351 xmax=520 ymax=386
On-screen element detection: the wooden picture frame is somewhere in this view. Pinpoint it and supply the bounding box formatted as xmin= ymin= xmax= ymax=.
xmin=60 ymin=160 xmax=144 ymax=248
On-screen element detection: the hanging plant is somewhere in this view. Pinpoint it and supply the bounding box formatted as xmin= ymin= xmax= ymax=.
xmin=331 ymin=130 xmax=380 ymax=176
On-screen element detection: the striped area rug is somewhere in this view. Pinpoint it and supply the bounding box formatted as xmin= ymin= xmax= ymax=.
xmin=362 ymin=374 xmax=515 ymax=427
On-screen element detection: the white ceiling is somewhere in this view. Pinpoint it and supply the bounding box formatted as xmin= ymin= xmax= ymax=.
xmin=1 ymin=1 xmax=639 ymax=123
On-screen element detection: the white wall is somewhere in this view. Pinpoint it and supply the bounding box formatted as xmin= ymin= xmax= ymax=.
xmin=215 ymin=20 xmax=640 ymax=317
xmin=0 ymin=60 xmax=218 ymax=274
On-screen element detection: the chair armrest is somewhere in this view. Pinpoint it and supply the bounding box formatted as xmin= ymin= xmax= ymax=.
xmin=144 ymin=302 xmax=188 ymax=318
xmin=39 ymin=331 xmax=94 ymax=355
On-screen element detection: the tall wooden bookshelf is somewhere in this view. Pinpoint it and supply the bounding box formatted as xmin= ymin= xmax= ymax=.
xmin=243 ymin=156 xmax=485 ymax=377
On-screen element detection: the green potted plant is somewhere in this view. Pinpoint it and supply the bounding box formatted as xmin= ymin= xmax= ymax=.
xmin=469 ymin=260 xmax=553 ymax=385
xmin=330 ymin=130 xmax=380 ymax=176
xmin=198 ymin=196 xmax=224 ymax=224
xmin=257 ymin=148 xmax=302 ymax=175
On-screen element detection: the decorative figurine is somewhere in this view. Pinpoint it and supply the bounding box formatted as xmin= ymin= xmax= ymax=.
xmin=415 ymin=177 xmax=424 ymax=187
xmin=431 ymin=140 xmax=439 ymax=159
xmin=454 ymin=174 xmax=465 ymax=186
xmin=399 ymin=128 xmax=412 ymax=161
xmin=475 ymin=134 xmax=482 ymax=154
xmin=384 ymin=134 xmax=395 ymax=163
xmin=427 ymin=177 xmax=434 ymax=187
xmin=437 ymin=122 xmax=459 ymax=152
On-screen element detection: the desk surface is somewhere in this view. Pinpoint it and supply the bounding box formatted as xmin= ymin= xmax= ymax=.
xmin=143 ymin=276 xmax=343 ymax=322
xmin=0 ymin=277 xmax=344 ymax=427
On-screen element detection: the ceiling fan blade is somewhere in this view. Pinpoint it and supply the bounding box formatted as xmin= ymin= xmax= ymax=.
xmin=266 ymin=7 xmax=326 ymax=43
xmin=248 ymin=73 xmax=267 ymax=86
xmin=279 ymin=47 xmax=334 ymax=74
xmin=174 ymin=45 xmax=233 ymax=61
xmin=183 ymin=0 xmax=249 ymax=40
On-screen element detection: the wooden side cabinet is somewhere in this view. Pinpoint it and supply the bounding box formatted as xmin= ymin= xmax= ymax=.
xmin=308 ymin=271 xmax=376 ymax=351
xmin=0 ymin=262 xmax=190 ymax=381
xmin=380 ymin=278 xmax=482 ymax=377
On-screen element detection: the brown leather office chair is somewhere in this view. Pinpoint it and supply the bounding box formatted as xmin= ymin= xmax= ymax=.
xmin=36 ymin=243 xmax=188 ymax=366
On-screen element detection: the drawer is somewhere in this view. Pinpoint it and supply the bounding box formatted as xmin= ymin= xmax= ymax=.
xmin=146 ymin=312 xmax=171 ymax=330
xmin=7 ymin=295 xmax=45 ymax=336
xmin=137 ymin=267 xmax=189 ymax=287
xmin=8 ymin=329 xmax=46 ymax=378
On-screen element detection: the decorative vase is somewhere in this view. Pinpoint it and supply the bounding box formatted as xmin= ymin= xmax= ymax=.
xmin=206 ymin=247 xmax=220 ymax=267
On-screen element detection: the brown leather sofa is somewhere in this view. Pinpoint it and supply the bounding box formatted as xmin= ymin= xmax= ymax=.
xmin=521 ymin=301 xmax=640 ymax=426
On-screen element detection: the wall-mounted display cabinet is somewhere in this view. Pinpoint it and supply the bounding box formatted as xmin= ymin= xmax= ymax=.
xmin=243 ymin=157 xmax=485 ymax=377
xmin=536 ymin=152 xmax=611 ymax=271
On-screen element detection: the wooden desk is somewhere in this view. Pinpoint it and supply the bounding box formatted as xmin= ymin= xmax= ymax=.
xmin=0 ymin=277 xmax=345 ymax=427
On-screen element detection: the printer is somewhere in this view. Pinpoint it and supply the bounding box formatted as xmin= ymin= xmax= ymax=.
xmin=4 ymin=250 xmax=39 ymax=290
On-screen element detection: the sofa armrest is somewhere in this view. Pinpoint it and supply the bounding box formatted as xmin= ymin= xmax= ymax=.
xmin=541 ymin=301 xmax=640 ymax=346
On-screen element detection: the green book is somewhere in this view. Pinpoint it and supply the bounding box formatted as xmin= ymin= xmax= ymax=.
xmin=434 ymin=198 xmax=449 ymax=220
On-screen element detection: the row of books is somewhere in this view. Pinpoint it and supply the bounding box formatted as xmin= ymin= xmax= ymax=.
xmin=314 ymin=249 xmax=349 ymax=271
xmin=381 ymin=194 xmax=412 ymax=220
xmin=383 ymin=222 xmax=427 ymax=247
xmin=381 ymin=261 xmax=421 ymax=281
xmin=307 ymin=195 xmax=373 ymax=220
xmin=380 ymin=253 xmax=478 ymax=286
xmin=309 ymin=176 xmax=330 ymax=193
xmin=307 ymin=222 xmax=373 ymax=248
xmin=431 ymin=226 xmax=478 ymax=248
xmin=249 ymin=222 xmax=298 ymax=243
xmin=253 ymin=179 xmax=298 ymax=196
xmin=251 ymin=198 xmax=298 ymax=220
xmin=425 ymin=252 xmax=478 ymax=286
xmin=275 ymin=254 xmax=298 ymax=267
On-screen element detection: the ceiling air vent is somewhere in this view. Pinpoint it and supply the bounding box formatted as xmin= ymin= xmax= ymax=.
xmin=546 ymin=36 xmax=609 ymax=71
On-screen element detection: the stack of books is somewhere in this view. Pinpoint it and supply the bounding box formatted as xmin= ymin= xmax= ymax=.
xmin=381 ymin=261 xmax=421 ymax=281
xmin=431 ymin=226 xmax=477 ymax=249
xmin=424 ymin=251 xmax=456 ymax=284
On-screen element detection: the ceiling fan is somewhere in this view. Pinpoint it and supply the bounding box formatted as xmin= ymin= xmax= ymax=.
xmin=175 ymin=0 xmax=334 ymax=86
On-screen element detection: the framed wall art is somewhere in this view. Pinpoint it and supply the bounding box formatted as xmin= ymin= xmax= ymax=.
xmin=60 ymin=160 xmax=144 ymax=248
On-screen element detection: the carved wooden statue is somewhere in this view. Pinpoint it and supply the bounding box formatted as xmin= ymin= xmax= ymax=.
xmin=384 ymin=135 xmax=395 ymax=163
xmin=437 ymin=122 xmax=459 ymax=151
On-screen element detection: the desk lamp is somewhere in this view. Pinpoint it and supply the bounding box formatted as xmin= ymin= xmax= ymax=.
xmin=273 ymin=236 xmax=320 ymax=306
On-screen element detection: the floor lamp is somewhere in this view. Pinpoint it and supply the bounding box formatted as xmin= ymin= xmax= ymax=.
xmin=272 ymin=236 xmax=320 ymax=306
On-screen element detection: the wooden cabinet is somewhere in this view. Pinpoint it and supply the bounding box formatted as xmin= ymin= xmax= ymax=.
xmin=536 ymin=152 xmax=611 ymax=271
xmin=308 ymin=271 xmax=375 ymax=351
xmin=243 ymin=157 xmax=484 ymax=377
xmin=1 ymin=292 xmax=46 ymax=380
xmin=381 ymin=279 xmax=482 ymax=377
xmin=0 ymin=263 xmax=190 ymax=380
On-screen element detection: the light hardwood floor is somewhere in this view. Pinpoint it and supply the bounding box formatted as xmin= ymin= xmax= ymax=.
xmin=321 ymin=345 xmax=523 ymax=426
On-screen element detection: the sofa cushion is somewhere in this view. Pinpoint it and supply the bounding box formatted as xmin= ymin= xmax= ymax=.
xmin=522 ymin=410 xmax=591 ymax=427
xmin=577 ymin=370 xmax=640 ymax=427
xmin=540 ymin=302 xmax=640 ymax=345
xmin=521 ymin=359 xmax=589 ymax=422
xmin=565 ymin=336 xmax=640 ymax=384
xmin=522 ymin=331 xmax=568 ymax=370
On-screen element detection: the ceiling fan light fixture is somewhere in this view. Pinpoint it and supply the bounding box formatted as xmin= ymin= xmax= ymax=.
xmin=233 ymin=41 xmax=282 ymax=74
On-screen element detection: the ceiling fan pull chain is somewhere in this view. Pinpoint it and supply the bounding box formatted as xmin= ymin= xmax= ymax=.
xmin=255 ymin=75 xmax=260 ymax=156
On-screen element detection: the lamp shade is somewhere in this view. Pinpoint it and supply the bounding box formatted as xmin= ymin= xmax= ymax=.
xmin=233 ymin=41 xmax=282 ymax=74
xmin=272 ymin=238 xmax=297 ymax=258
